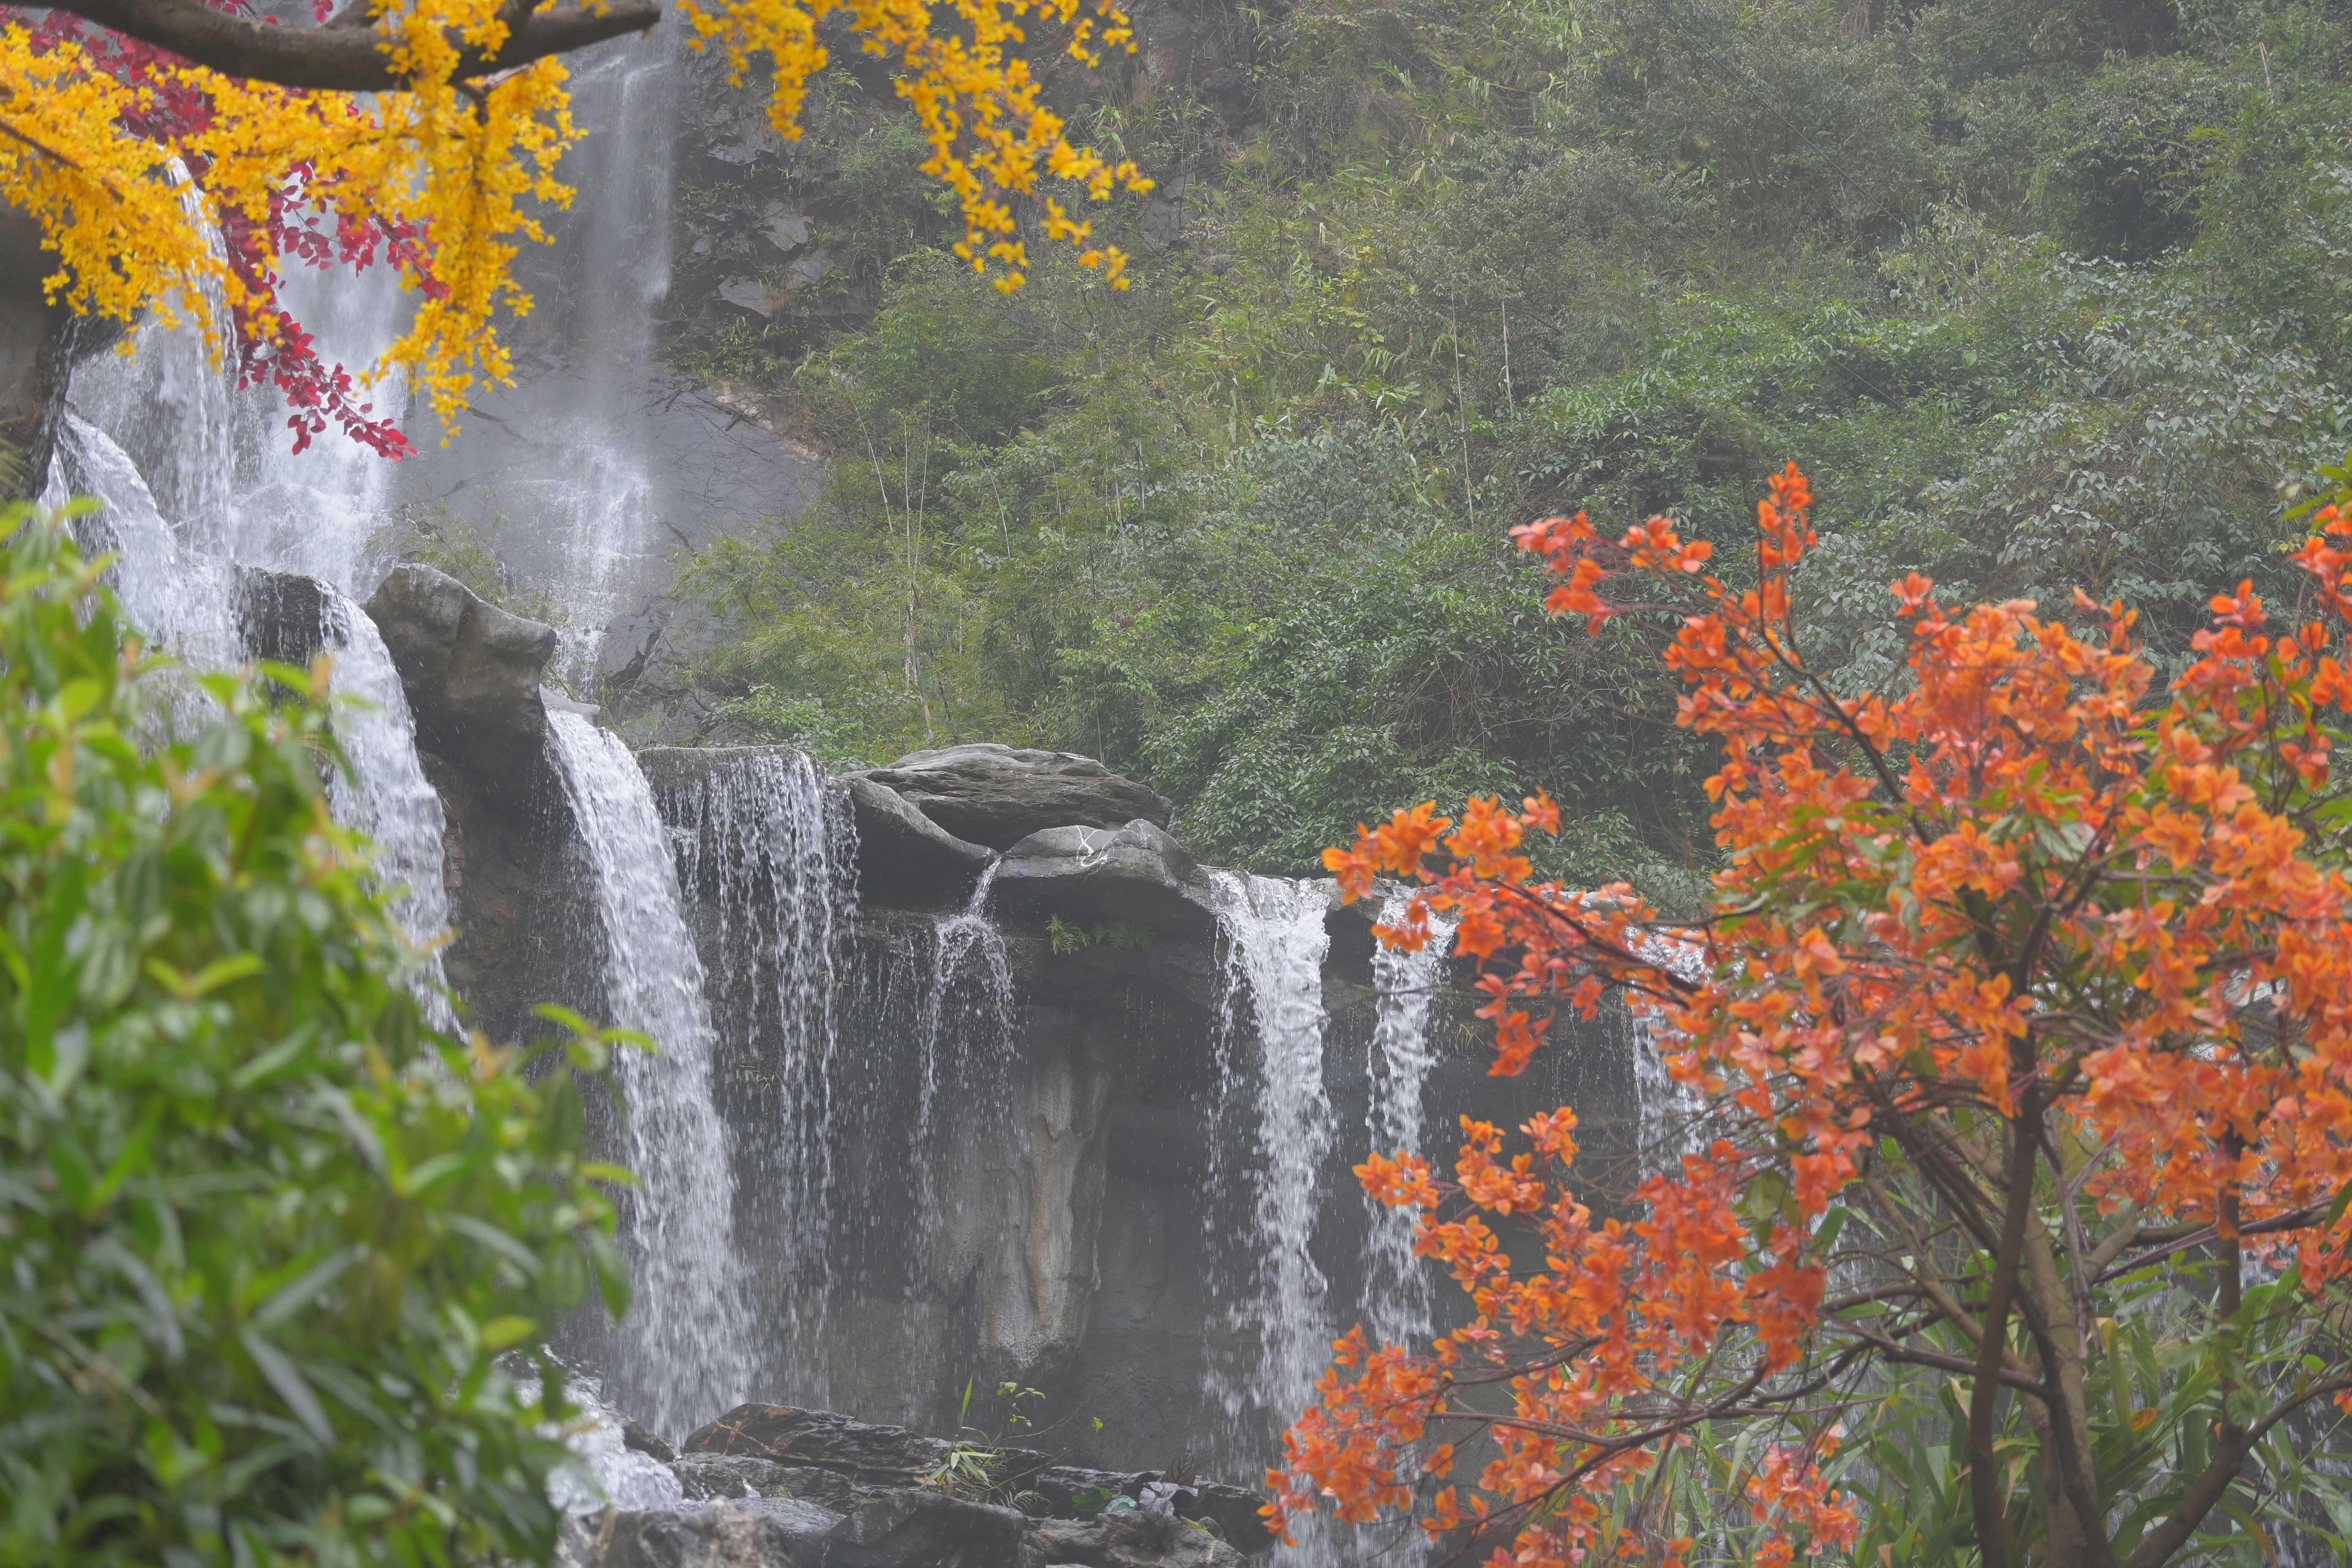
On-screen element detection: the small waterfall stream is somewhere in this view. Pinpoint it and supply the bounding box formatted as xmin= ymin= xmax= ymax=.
xmin=652 ymin=749 xmax=860 ymax=1402
xmin=321 ymin=588 xmax=458 ymax=1029
xmin=547 ymin=712 xmax=756 ymax=1435
xmin=1201 ymin=874 xmax=1338 ymax=1522
xmin=1363 ymin=887 xmax=1454 ymax=1353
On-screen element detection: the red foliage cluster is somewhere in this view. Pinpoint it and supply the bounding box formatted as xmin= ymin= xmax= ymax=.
xmin=1282 ymin=461 xmax=2352 ymax=1567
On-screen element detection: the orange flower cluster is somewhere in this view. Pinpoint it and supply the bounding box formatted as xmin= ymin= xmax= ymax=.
xmin=1280 ymin=461 xmax=2352 ymax=1566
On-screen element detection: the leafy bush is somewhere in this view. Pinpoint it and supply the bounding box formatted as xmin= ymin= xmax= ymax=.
xmin=0 ymin=506 xmax=628 ymax=1567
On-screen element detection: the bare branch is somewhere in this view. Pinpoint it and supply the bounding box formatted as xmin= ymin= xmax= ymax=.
xmin=45 ymin=0 xmax=660 ymax=91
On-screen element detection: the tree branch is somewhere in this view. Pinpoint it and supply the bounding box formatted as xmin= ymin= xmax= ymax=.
xmin=45 ymin=0 xmax=660 ymax=91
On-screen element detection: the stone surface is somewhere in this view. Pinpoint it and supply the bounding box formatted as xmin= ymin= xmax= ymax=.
xmin=822 ymin=1490 xmax=1028 ymax=1568
xmin=672 ymin=1407 xmax=1270 ymax=1560
xmin=234 ymin=566 xmax=330 ymax=667
xmin=684 ymin=1407 xmax=1030 ymax=1489
xmin=1027 ymin=1513 xmax=1250 ymax=1568
xmin=363 ymin=563 xmax=559 ymax=804
xmin=1021 ymin=1472 xmax=1268 ymax=1556
xmin=855 ymin=746 xmax=1173 ymax=852
xmin=989 ymin=821 xmax=1215 ymax=939
xmin=847 ymin=775 xmax=996 ymax=905
xmin=672 ymin=1455 xmax=871 ymax=1511
xmin=560 ymin=1497 xmax=838 ymax=1568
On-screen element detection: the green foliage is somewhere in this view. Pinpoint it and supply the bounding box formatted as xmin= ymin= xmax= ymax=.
xmin=671 ymin=0 xmax=2352 ymax=908
xmin=921 ymin=1380 xmax=1050 ymax=1503
xmin=1610 ymin=1180 xmax=2352 ymax=1565
xmin=0 ymin=505 xmax=628 ymax=1568
xmin=1045 ymin=916 xmax=1153 ymax=955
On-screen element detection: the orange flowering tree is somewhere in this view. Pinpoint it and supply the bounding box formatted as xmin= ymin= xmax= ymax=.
xmin=1279 ymin=462 xmax=2352 ymax=1566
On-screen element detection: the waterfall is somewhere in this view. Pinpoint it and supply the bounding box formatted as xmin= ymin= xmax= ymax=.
xmin=1362 ymin=887 xmax=1454 ymax=1353
xmin=1200 ymin=872 xmax=1336 ymax=1489
xmin=1628 ymin=930 xmax=1710 ymax=1171
xmin=546 ymin=711 xmax=755 ymax=1435
xmin=653 ymin=749 xmax=858 ymax=1401
xmin=915 ymin=864 xmax=1018 ymax=1216
xmin=44 ymin=184 xmax=467 ymax=1007
xmin=321 ymin=588 xmax=458 ymax=1029
xmin=44 ymin=413 xmax=238 ymax=670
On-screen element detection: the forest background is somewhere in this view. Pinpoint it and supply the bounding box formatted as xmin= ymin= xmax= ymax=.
xmin=573 ymin=0 xmax=2352 ymax=899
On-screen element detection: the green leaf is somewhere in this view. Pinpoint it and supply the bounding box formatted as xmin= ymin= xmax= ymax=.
xmin=239 ymin=1328 xmax=333 ymax=1445
xmin=479 ymin=1317 xmax=539 ymax=1352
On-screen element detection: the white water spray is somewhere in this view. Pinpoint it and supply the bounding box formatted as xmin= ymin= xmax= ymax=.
xmin=1362 ymin=887 xmax=1454 ymax=1352
xmin=322 ymin=588 xmax=457 ymax=1029
xmin=1201 ymin=873 xmax=1336 ymax=1486
xmin=655 ymin=749 xmax=858 ymax=1399
xmin=547 ymin=711 xmax=755 ymax=1435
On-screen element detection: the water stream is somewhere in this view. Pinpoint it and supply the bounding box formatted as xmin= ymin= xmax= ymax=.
xmin=547 ymin=711 xmax=756 ymax=1436
xmin=653 ymin=749 xmax=860 ymax=1402
xmin=321 ymin=588 xmax=459 ymax=1029
xmin=1362 ymin=887 xmax=1455 ymax=1353
xmin=1200 ymin=873 xmax=1337 ymax=1508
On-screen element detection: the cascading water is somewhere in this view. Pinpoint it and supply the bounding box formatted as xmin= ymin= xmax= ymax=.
xmin=1361 ymin=887 xmax=1455 ymax=1353
xmin=546 ymin=711 xmax=755 ymax=1436
xmin=653 ymin=749 xmax=858 ymax=1401
xmin=1628 ymin=929 xmax=1710 ymax=1171
xmin=915 ymin=863 xmax=1019 ymax=1219
xmin=321 ymin=588 xmax=458 ymax=1029
xmin=1200 ymin=873 xmax=1337 ymax=1505
xmin=44 ymin=413 xmax=238 ymax=671
xmin=48 ymin=233 xmax=460 ymax=1013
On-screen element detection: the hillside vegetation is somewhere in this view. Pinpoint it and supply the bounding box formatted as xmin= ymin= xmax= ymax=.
xmin=659 ymin=0 xmax=2352 ymax=890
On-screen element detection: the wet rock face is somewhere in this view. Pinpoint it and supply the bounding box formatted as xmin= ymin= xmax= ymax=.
xmin=855 ymin=746 xmax=1174 ymax=852
xmin=675 ymin=1406 xmax=1271 ymax=1557
xmin=363 ymin=564 xmax=560 ymax=803
xmin=991 ymin=821 xmax=1214 ymax=939
xmin=846 ymin=775 xmax=996 ymax=906
xmin=234 ymin=566 xmax=331 ymax=667
xmin=1029 ymin=1511 xmax=1249 ymax=1568
xmin=564 ymin=1400 xmax=1264 ymax=1568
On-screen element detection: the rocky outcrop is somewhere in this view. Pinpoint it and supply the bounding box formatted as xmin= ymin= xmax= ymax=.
xmin=357 ymin=563 xmax=588 ymax=1047
xmin=363 ymin=563 xmax=561 ymax=806
xmin=847 ymin=776 xmax=996 ymax=905
xmin=563 ymin=1401 xmax=1258 ymax=1568
xmin=855 ymin=746 xmax=1173 ymax=851
xmin=0 ymin=204 xmax=121 ymax=499
xmin=1029 ymin=1511 xmax=1247 ymax=1568
xmin=561 ymin=1497 xmax=840 ymax=1568
xmin=678 ymin=1407 xmax=1269 ymax=1555
xmin=989 ymin=821 xmax=1215 ymax=939
xmin=234 ymin=566 xmax=331 ymax=667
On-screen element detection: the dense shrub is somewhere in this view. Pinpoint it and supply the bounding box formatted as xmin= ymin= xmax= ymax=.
xmin=0 ymin=506 xmax=627 ymax=1567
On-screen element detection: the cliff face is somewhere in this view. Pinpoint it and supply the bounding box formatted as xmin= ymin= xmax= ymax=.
xmin=359 ymin=564 xmax=1642 ymax=1475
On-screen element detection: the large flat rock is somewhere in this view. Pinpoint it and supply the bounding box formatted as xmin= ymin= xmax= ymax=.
xmin=846 ymin=775 xmax=995 ymax=905
xmin=990 ymin=821 xmax=1217 ymax=939
xmin=560 ymin=1497 xmax=839 ymax=1568
xmin=854 ymin=746 xmax=1173 ymax=852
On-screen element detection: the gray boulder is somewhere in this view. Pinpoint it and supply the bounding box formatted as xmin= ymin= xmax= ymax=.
xmin=821 ymin=1490 xmax=1027 ymax=1568
xmin=1021 ymin=1470 xmax=1268 ymax=1554
xmin=991 ymin=821 xmax=1217 ymax=939
xmin=234 ymin=566 xmax=331 ymax=668
xmin=847 ymin=775 xmax=996 ymax=905
xmin=854 ymin=745 xmax=1172 ymax=851
xmin=1026 ymin=1512 xmax=1250 ymax=1568
xmin=672 ymin=1454 xmax=870 ymax=1512
xmin=560 ymin=1497 xmax=840 ymax=1568
xmin=684 ymin=1406 xmax=1042 ymax=1491
xmin=362 ymin=563 xmax=559 ymax=800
